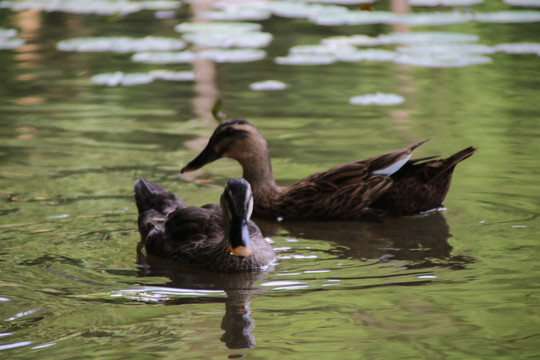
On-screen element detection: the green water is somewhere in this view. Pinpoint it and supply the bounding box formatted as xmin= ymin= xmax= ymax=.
xmin=1 ymin=1 xmax=540 ymax=359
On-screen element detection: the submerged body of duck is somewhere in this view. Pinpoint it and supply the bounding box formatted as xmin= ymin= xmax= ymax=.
xmin=134 ymin=177 xmax=275 ymax=272
xmin=181 ymin=119 xmax=476 ymax=219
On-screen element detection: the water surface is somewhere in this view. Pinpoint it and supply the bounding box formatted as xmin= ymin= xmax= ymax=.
xmin=1 ymin=0 xmax=540 ymax=359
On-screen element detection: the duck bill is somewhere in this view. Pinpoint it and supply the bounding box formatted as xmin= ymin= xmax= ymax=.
xmin=180 ymin=145 xmax=221 ymax=173
xmin=228 ymin=219 xmax=252 ymax=258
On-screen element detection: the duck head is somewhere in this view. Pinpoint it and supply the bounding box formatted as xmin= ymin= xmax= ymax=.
xmin=181 ymin=119 xmax=267 ymax=173
xmin=221 ymin=178 xmax=255 ymax=258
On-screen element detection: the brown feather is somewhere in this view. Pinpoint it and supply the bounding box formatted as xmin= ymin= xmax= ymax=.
xmin=134 ymin=178 xmax=275 ymax=272
xmin=180 ymin=119 xmax=476 ymax=219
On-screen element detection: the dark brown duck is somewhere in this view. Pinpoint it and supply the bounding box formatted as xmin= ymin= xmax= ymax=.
xmin=134 ymin=177 xmax=275 ymax=272
xmin=181 ymin=119 xmax=476 ymax=219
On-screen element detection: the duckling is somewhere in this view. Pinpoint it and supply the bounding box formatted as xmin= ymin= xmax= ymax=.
xmin=180 ymin=119 xmax=476 ymax=219
xmin=134 ymin=177 xmax=275 ymax=272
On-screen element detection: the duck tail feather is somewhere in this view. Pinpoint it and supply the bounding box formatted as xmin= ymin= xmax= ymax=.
xmin=134 ymin=178 xmax=185 ymax=214
xmin=432 ymin=146 xmax=477 ymax=180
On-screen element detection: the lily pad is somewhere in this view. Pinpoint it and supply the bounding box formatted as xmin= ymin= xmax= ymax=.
xmin=0 ymin=28 xmax=25 ymax=49
xmin=0 ymin=28 xmax=18 ymax=37
xmin=289 ymin=43 xmax=358 ymax=55
xmin=198 ymin=48 xmax=266 ymax=63
xmin=311 ymin=10 xmax=397 ymax=26
xmin=408 ymin=0 xmax=483 ymax=6
xmin=337 ymin=49 xmax=398 ymax=62
xmin=0 ymin=0 xmax=180 ymax=14
xmin=265 ymin=1 xmax=347 ymax=19
xmin=397 ymin=43 xmax=495 ymax=55
xmin=322 ymin=35 xmax=389 ymax=46
xmin=303 ymin=0 xmax=373 ymax=3
xmin=250 ymin=80 xmax=288 ymax=91
xmin=349 ymin=93 xmax=405 ymax=106
xmin=175 ymin=22 xmax=261 ymax=34
xmin=494 ymin=42 xmax=540 ymax=54
xmin=0 ymin=38 xmax=25 ymax=50
xmin=57 ymin=36 xmax=186 ymax=53
xmin=474 ymin=10 xmax=540 ymax=22
xmin=91 ymin=72 xmax=153 ymax=86
xmin=149 ymin=70 xmax=196 ymax=81
xmin=0 ymin=0 xmax=136 ymax=15
xmin=91 ymin=70 xmax=195 ymax=86
xmin=275 ymin=53 xmax=337 ymax=65
xmin=182 ymin=32 xmax=272 ymax=48
xmin=394 ymin=53 xmax=492 ymax=67
xmin=380 ymin=31 xmax=479 ymax=44
xmin=503 ymin=0 xmax=540 ymax=6
xmin=131 ymin=51 xmax=197 ymax=64
xmin=197 ymin=8 xmax=272 ymax=21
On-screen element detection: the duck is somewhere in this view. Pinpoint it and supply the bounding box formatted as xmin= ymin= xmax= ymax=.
xmin=134 ymin=177 xmax=276 ymax=272
xmin=180 ymin=119 xmax=476 ymax=219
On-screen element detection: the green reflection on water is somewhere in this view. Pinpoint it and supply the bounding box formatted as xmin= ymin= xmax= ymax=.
xmin=1 ymin=0 xmax=540 ymax=359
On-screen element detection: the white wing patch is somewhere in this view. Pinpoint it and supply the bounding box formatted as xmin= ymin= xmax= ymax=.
xmin=371 ymin=154 xmax=411 ymax=176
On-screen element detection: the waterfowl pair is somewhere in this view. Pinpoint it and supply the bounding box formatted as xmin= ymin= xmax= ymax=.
xmin=181 ymin=119 xmax=476 ymax=219
xmin=134 ymin=177 xmax=275 ymax=272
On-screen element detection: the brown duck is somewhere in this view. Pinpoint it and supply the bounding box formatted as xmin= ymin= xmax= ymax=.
xmin=134 ymin=177 xmax=275 ymax=272
xmin=181 ymin=119 xmax=476 ymax=219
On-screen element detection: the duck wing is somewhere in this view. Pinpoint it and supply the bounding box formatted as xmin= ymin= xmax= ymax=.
xmin=274 ymin=138 xmax=432 ymax=219
xmin=372 ymin=146 xmax=477 ymax=215
xmin=278 ymin=162 xmax=392 ymax=219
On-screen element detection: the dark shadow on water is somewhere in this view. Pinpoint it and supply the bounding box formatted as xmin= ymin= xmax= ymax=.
xmin=136 ymin=253 xmax=271 ymax=350
xmin=256 ymin=211 xmax=474 ymax=270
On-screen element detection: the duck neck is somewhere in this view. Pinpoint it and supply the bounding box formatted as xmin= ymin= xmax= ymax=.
xmin=238 ymin=150 xmax=281 ymax=202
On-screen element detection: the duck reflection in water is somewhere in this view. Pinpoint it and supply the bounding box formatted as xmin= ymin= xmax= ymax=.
xmin=134 ymin=177 xmax=276 ymax=349
xmin=137 ymin=255 xmax=267 ymax=350
xmin=256 ymin=212 xmax=474 ymax=270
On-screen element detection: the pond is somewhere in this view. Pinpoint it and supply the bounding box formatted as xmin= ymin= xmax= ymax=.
xmin=1 ymin=0 xmax=540 ymax=358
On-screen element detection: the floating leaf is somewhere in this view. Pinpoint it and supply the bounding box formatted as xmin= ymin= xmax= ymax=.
xmin=380 ymin=31 xmax=479 ymax=44
xmin=311 ymin=10 xmax=397 ymax=26
xmin=474 ymin=10 xmax=540 ymax=22
xmin=349 ymin=93 xmax=405 ymax=106
xmin=182 ymin=32 xmax=272 ymax=48
xmin=249 ymin=80 xmax=288 ymax=91
xmin=265 ymin=1 xmax=348 ymax=19
xmin=148 ymin=70 xmax=196 ymax=81
xmin=91 ymin=71 xmax=195 ymax=86
xmin=409 ymin=0 xmax=483 ymax=6
xmin=175 ymin=22 xmax=261 ymax=34
xmin=197 ymin=7 xmax=272 ymax=21
xmin=0 ymin=0 xmax=180 ymax=14
xmin=337 ymin=49 xmax=398 ymax=62
xmin=0 ymin=28 xmax=25 ymax=49
xmin=275 ymin=53 xmax=336 ymax=65
xmin=322 ymin=35 xmax=390 ymax=46
xmin=131 ymin=51 xmax=197 ymax=64
xmin=397 ymin=43 xmax=495 ymax=55
xmin=303 ymin=0 xmax=373 ymax=4
xmin=91 ymin=72 xmax=152 ymax=86
xmin=198 ymin=48 xmax=266 ymax=63
xmin=394 ymin=53 xmax=492 ymax=67
xmin=57 ymin=36 xmax=186 ymax=53
xmin=289 ymin=43 xmax=357 ymax=55
xmin=0 ymin=28 xmax=18 ymax=38
xmin=494 ymin=42 xmax=540 ymax=54
xmin=503 ymin=0 xmax=540 ymax=7
xmin=0 ymin=37 xmax=25 ymax=49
